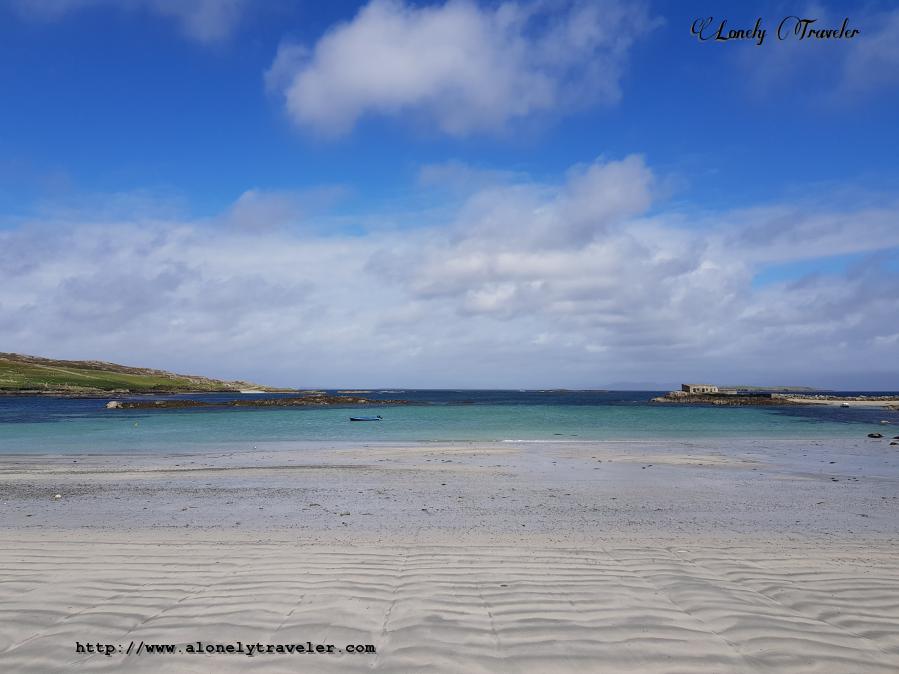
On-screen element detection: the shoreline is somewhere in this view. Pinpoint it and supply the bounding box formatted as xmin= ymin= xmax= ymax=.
xmin=2 ymin=427 xmax=895 ymax=457
xmin=2 ymin=437 xmax=897 ymax=540
xmin=783 ymin=396 xmax=899 ymax=408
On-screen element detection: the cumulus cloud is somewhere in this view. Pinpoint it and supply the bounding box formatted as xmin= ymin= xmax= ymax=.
xmin=266 ymin=0 xmax=657 ymax=137
xmin=718 ymin=202 xmax=899 ymax=264
xmin=12 ymin=0 xmax=246 ymax=43
xmin=2 ymin=160 xmax=898 ymax=388
xmin=371 ymin=156 xmax=899 ymax=384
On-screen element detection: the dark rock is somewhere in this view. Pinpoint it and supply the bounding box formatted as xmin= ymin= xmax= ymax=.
xmin=650 ymin=392 xmax=799 ymax=407
xmin=107 ymin=394 xmax=410 ymax=410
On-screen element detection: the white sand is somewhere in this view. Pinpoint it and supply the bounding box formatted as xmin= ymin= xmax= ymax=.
xmin=2 ymin=438 xmax=898 ymax=672
xmin=1 ymin=535 xmax=898 ymax=673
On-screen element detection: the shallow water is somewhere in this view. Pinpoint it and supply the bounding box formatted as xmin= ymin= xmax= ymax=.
xmin=1 ymin=390 xmax=896 ymax=454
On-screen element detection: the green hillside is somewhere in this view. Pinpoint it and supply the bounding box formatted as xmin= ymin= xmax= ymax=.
xmin=0 ymin=353 xmax=283 ymax=394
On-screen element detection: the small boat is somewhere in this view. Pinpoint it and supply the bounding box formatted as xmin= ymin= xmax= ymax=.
xmin=350 ymin=415 xmax=382 ymax=421
xmin=841 ymin=402 xmax=851 ymax=408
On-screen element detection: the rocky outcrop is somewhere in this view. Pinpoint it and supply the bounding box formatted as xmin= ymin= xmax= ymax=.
xmin=787 ymin=394 xmax=899 ymax=402
xmin=650 ymin=392 xmax=800 ymax=406
xmin=106 ymin=393 xmax=409 ymax=410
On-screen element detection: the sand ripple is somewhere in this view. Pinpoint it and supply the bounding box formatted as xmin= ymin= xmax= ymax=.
xmin=1 ymin=540 xmax=898 ymax=672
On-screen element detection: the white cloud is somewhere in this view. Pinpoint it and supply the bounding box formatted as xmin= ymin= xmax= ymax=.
xmin=219 ymin=186 xmax=349 ymax=231
xmin=266 ymin=0 xmax=656 ymax=137
xmin=13 ymin=0 xmax=246 ymax=43
xmin=716 ymin=202 xmax=899 ymax=264
xmin=2 ymin=160 xmax=898 ymax=388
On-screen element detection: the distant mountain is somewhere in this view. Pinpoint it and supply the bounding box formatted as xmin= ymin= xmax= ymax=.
xmin=0 ymin=353 xmax=287 ymax=394
xmin=603 ymin=382 xmax=819 ymax=392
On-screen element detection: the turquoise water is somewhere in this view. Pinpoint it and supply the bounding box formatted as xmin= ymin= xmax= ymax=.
xmin=1 ymin=394 xmax=893 ymax=454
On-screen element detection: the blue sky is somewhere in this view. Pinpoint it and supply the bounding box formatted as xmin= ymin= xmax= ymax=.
xmin=1 ymin=0 xmax=898 ymax=388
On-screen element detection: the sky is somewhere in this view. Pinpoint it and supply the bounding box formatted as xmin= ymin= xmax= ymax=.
xmin=1 ymin=0 xmax=898 ymax=389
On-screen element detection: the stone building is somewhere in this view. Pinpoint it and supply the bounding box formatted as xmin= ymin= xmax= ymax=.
xmin=681 ymin=383 xmax=718 ymax=394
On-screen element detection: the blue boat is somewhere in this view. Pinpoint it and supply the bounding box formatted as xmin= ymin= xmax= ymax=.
xmin=350 ymin=415 xmax=382 ymax=421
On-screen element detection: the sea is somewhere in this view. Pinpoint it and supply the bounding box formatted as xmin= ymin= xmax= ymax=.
xmin=1 ymin=390 xmax=897 ymax=454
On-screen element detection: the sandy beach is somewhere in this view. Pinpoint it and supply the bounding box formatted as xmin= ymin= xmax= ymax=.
xmin=2 ymin=438 xmax=898 ymax=672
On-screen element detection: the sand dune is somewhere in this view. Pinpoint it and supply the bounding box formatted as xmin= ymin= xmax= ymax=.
xmin=1 ymin=537 xmax=898 ymax=673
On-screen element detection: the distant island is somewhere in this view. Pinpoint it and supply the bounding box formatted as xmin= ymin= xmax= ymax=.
xmin=0 ymin=352 xmax=290 ymax=395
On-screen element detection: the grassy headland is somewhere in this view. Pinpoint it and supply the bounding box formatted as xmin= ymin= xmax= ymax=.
xmin=0 ymin=353 xmax=287 ymax=394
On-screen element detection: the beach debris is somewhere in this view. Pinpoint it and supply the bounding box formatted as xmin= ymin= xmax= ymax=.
xmin=53 ymin=494 xmax=62 ymax=500
xmin=339 ymin=511 xmax=351 ymax=516
xmin=867 ymin=433 xmax=883 ymax=438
